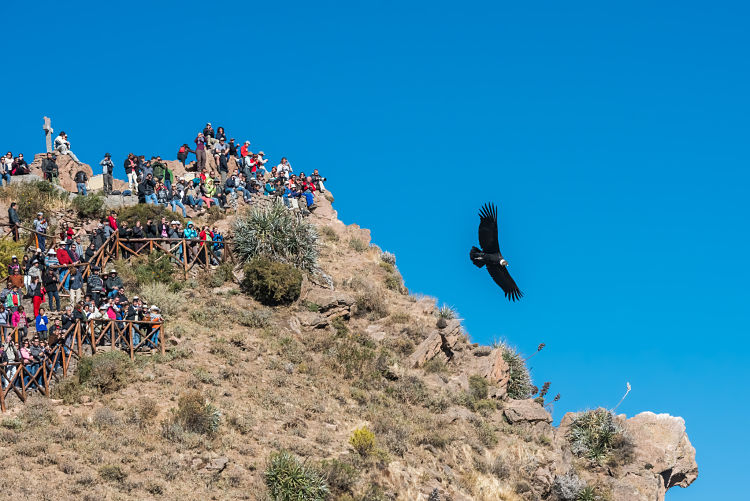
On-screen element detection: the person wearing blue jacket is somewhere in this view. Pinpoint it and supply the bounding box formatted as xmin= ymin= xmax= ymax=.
xmin=35 ymin=308 xmax=49 ymax=342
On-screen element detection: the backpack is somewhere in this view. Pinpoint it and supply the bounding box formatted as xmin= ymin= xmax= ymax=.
xmin=75 ymin=171 xmax=87 ymax=183
xmin=110 ymin=190 xmax=121 ymax=195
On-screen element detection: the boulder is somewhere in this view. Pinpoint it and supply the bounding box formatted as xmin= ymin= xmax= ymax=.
xmin=503 ymin=399 xmax=553 ymax=424
xmin=620 ymin=412 xmax=698 ymax=498
xmin=408 ymin=319 xmax=462 ymax=368
xmin=29 ymin=152 xmax=93 ymax=193
xmin=302 ymin=287 xmax=354 ymax=323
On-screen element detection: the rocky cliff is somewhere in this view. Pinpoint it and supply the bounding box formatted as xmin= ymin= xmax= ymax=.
xmin=0 ymin=181 xmax=697 ymax=501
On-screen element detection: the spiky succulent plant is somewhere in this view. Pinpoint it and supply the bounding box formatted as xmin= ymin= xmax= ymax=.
xmin=232 ymin=201 xmax=320 ymax=273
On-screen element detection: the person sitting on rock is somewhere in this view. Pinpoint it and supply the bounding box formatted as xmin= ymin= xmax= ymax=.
xmin=53 ymin=131 xmax=82 ymax=164
xmin=12 ymin=153 xmax=29 ymax=176
xmin=203 ymin=123 xmax=216 ymax=148
xmin=311 ymin=169 xmax=327 ymax=193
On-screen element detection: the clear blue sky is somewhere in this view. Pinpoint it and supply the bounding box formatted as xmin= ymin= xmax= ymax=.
xmin=4 ymin=1 xmax=748 ymax=498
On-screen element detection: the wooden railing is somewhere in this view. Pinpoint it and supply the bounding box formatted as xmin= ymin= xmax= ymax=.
xmin=0 ymin=318 xmax=165 ymax=412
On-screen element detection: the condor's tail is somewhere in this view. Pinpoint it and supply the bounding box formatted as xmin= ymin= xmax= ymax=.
xmin=470 ymin=246 xmax=485 ymax=268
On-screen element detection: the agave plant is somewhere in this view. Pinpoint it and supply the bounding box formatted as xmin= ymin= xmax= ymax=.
xmin=232 ymin=201 xmax=320 ymax=273
xmin=568 ymin=408 xmax=623 ymax=464
xmin=437 ymin=305 xmax=457 ymax=320
xmin=265 ymin=450 xmax=330 ymax=501
xmin=380 ymin=250 xmax=396 ymax=265
xmin=502 ymin=345 xmax=534 ymax=399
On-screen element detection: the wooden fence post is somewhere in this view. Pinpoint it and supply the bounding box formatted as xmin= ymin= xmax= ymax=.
xmin=42 ymin=364 xmax=49 ymax=397
xmin=128 ymin=323 xmax=134 ymax=361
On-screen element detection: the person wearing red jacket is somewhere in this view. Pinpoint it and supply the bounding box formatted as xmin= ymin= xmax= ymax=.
xmin=56 ymin=247 xmax=73 ymax=266
xmin=108 ymin=212 xmax=118 ymax=231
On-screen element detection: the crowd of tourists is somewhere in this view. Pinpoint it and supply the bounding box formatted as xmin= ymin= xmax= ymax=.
xmin=3 ymin=123 xmax=328 ymax=218
xmin=1 ymin=206 xmax=171 ymax=389
xmin=0 ymin=121 xmax=330 ymax=390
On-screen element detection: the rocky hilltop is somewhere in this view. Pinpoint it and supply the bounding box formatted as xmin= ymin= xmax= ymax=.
xmin=0 ymin=176 xmax=697 ymax=501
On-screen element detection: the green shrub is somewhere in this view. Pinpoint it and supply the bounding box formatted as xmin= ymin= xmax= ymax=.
xmin=354 ymin=287 xmax=388 ymax=319
xmin=207 ymin=261 xmax=234 ymax=287
xmin=77 ymin=351 xmax=132 ymax=394
xmin=242 ymin=258 xmax=302 ymax=306
xmin=348 ymin=238 xmax=367 ymax=252
xmin=19 ymin=397 xmax=58 ymax=428
xmin=0 ymin=239 xmax=26 ymax=280
xmin=134 ymin=251 xmax=175 ymax=285
xmin=568 ymin=408 xmax=624 ymax=464
xmin=319 ymin=226 xmax=338 ymax=242
xmin=265 ymin=450 xmax=329 ymax=501
xmin=473 ymin=419 xmax=498 ymax=448
xmin=502 ymin=345 xmax=533 ymax=399
xmin=137 ymin=281 xmax=185 ymax=317
xmin=331 ymin=334 xmax=376 ymax=379
xmin=387 ymin=375 xmax=428 ymax=405
xmin=99 ymin=464 xmax=127 ymax=483
xmin=349 ymin=426 xmax=376 ymax=456
xmin=205 ymin=206 xmax=225 ymax=224
xmin=117 ymin=204 xmax=184 ymax=227
xmin=237 ymin=308 xmax=272 ymax=328
xmin=384 ymin=274 xmax=402 ymax=292
xmin=52 ymin=378 xmax=84 ymax=404
xmin=1 ymin=418 xmax=22 ymax=431
xmin=469 ymin=375 xmax=489 ymax=400
xmin=173 ymin=390 xmax=221 ymax=435
xmin=319 ymin=458 xmax=358 ymax=495
xmin=233 ymin=201 xmax=319 ymax=272
xmin=423 ymin=358 xmax=446 ymax=374
xmin=71 ymin=195 xmax=105 ymax=219
xmin=0 ymin=180 xmax=69 ymax=222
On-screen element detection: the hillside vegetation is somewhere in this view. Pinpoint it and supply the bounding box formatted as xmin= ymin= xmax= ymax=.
xmin=0 ymin=190 xmax=697 ymax=501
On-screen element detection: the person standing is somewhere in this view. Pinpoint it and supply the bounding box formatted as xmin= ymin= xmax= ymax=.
xmin=68 ymin=266 xmax=83 ymax=306
xmin=124 ymin=153 xmax=138 ymax=191
xmin=33 ymin=212 xmax=48 ymax=252
xmin=194 ymin=133 xmax=207 ymax=170
xmin=41 ymin=152 xmax=59 ymax=184
xmin=100 ymin=153 xmax=114 ymax=194
xmin=7 ymin=202 xmax=20 ymax=241
xmin=74 ymin=169 xmax=89 ymax=196
xmin=213 ymin=138 xmax=230 ymax=185
xmin=43 ymin=268 xmax=60 ymax=312
xmin=1 ymin=152 xmax=13 ymax=186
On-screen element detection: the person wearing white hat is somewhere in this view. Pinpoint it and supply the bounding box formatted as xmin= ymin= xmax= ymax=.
xmin=147 ymin=305 xmax=162 ymax=350
xmin=32 ymin=212 xmax=48 ymax=252
xmin=105 ymin=269 xmax=123 ymax=294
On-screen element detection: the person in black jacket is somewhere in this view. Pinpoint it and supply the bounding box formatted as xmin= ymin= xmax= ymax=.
xmin=7 ymin=202 xmax=20 ymax=241
xmin=144 ymin=219 xmax=158 ymax=239
xmin=43 ymin=269 xmax=60 ymax=312
xmin=87 ymin=268 xmax=105 ymax=305
xmin=139 ymin=173 xmax=157 ymax=205
xmin=83 ymin=243 xmax=96 ymax=263
xmin=41 ymin=153 xmax=58 ymax=184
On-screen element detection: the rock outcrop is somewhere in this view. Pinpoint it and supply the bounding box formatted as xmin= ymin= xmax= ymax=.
xmin=555 ymin=411 xmax=698 ymax=501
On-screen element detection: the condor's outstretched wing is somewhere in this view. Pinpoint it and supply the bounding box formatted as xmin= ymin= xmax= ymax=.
xmin=478 ymin=202 xmax=499 ymax=254
xmin=486 ymin=263 xmax=524 ymax=302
